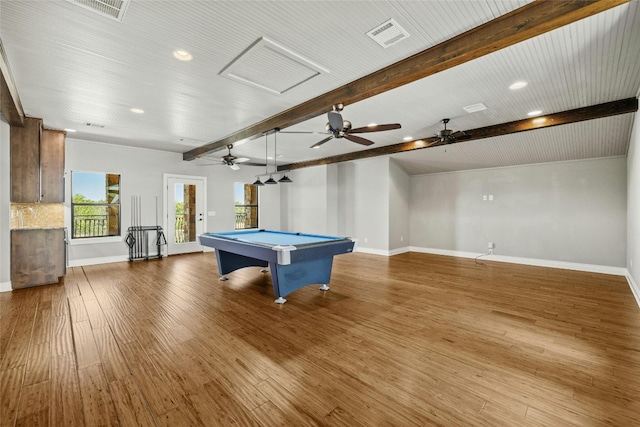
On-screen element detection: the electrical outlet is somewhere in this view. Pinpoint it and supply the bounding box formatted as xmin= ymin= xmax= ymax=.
xmin=488 ymin=194 xmax=494 ymax=201
xmin=400 ymin=236 xmax=404 ymax=242
xmin=488 ymin=242 xmax=495 ymax=249
xmin=483 ymin=195 xmax=487 ymax=201
xmin=364 ymin=237 xmax=368 ymax=243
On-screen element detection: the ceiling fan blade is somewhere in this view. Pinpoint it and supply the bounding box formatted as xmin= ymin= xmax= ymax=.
xmin=350 ymin=123 xmax=402 ymax=133
xmin=234 ymin=157 xmax=250 ymax=163
xmin=344 ymin=134 xmax=374 ymax=146
xmin=242 ymin=162 xmax=268 ymax=167
xmin=310 ymin=136 xmax=334 ymax=149
xmin=228 ymin=164 xmax=240 ymax=171
xmin=328 ymin=111 xmax=343 ymax=131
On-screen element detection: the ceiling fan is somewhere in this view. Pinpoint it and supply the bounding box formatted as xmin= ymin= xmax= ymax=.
xmin=433 ymin=118 xmax=470 ymax=145
xmin=282 ymin=104 xmax=401 ymax=149
xmin=199 ymin=144 xmax=264 ymax=170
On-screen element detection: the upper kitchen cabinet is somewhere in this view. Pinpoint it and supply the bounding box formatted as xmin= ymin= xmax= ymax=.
xmin=10 ymin=117 xmax=66 ymax=203
xmin=10 ymin=117 xmax=41 ymax=202
xmin=40 ymin=128 xmax=65 ymax=203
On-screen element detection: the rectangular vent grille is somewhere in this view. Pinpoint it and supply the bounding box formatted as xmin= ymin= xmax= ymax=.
xmin=463 ymin=103 xmax=488 ymax=113
xmin=66 ymin=0 xmax=130 ymax=22
xmin=366 ymin=19 xmax=409 ymax=48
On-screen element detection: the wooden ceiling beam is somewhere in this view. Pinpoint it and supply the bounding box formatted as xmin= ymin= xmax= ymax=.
xmin=0 ymin=38 xmax=25 ymax=127
xmin=278 ymin=97 xmax=639 ymax=171
xmin=183 ymin=0 xmax=629 ymax=161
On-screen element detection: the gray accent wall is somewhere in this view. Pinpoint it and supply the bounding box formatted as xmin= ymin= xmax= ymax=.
xmin=628 ymin=109 xmax=640 ymax=284
xmin=410 ymin=157 xmax=627 ymax=267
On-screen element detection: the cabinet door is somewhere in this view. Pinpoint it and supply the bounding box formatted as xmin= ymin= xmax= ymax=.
xmin=11 ymin=229 xmax=65 ymax=289
xmin=10 ymin=117 xmax=41 ymax=202
xmin=40 ymin=129 xmax=66 ymax=203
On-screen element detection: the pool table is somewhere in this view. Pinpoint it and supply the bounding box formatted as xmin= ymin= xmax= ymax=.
xmin=199 ymin=229 xmax=356 ymax=303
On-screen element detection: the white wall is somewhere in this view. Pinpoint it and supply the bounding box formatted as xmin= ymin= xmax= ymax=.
xmin=66 ymin=138 xmax=278 ymax=264
xmin=0 ymin=116 xmax=11 ymax=290
xmin=281 ymin=165 xmax=335 ymax=234
xmin=389 ymin=159 xmax=410 ymax=251
xmin=281 ymin=157 xmax=410 ymax=253
xmin=410 ymin=157 xmax=627 ymax=268
xmin=627 ymin=109 xmax=640 ymax=294
xmin=337 ymin=157 xmax=391 ymax=251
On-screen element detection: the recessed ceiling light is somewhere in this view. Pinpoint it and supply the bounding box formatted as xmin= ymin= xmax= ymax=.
xmin=533 ymin=117 xmax=547 ymax=124
xmin=509 ymin=81 xmax=528 ymax=90
xmin=173 ymin=49 xmax=193 ymax=61
xmin=64 ymin=128 xmax=76 ymax=133
xmin=130 ymin=108 xmax=144 ymax=114
xmin=527 ymin=110 xmax=542 ymax=116
xmin=267 ymin=156 xmax=274 ymax=160
xmin=403 ymin=136 xmax=412 ymax=141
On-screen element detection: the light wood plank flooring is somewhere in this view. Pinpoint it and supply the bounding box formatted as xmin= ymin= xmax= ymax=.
xmin=1 ymin=252 xmax=639 ymax=426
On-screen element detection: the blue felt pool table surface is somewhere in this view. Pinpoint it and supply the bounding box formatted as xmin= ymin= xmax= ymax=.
xmin=211 ymin=229 xmax=347 ymax=247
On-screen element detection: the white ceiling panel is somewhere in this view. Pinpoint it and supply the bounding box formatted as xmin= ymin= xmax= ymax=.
xmin=1 ymin=0 xmax=638 ymax=174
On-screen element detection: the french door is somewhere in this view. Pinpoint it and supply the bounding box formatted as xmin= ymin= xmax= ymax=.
xmin=164 ymin=175 xmax=206 ymax=255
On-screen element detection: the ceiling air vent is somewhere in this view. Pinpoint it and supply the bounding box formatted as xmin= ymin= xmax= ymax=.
xmin=66 ymin=0 xmax=131 ymax=22
xmin=367 ymin=19 xmax=409 ymax=48
xmin=463 ymin=103 xmax=488 ymax=113
xmin=85 ymin=122 xmax=105 ymax=128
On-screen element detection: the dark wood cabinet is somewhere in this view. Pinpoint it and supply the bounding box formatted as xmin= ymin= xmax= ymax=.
xmin=11 ymin=228 xmax=66 ymax=289
xmin=10 ymin=117 xmax=41 ymax=202
xmin=10 ymin=118 xmax=66 ymax=203
xmin=40 ymin=129 xmax=65 ymax=203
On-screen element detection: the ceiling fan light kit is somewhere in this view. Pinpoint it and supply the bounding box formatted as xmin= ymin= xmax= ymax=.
xmin=308 ymin=105 xmax=401 ymax=148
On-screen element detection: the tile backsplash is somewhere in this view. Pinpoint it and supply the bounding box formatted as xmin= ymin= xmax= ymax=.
xmin=11 ymin=203 xmax=64 ymax=229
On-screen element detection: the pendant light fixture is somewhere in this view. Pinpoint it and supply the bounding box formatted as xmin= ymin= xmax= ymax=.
xmin=252 ymin=129 xmax=293 ymax=185
xmin=265 ymin=129 xmax=278 ymax=184
xmin=253 ymin=134 xmax=268 ymax=186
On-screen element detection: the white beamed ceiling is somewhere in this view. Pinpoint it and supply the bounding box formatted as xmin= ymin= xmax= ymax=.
xmin=1 ymin=1 xmax=639 ymax=175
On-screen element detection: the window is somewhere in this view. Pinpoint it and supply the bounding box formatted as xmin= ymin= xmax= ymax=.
xmin=235 ymin=183 xmax=258 ymax=230
xmin=71 ymin=171 xmax=121 ymax=238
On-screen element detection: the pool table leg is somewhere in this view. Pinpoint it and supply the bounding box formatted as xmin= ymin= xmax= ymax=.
xmin=274 ymin=297 xmax=287 ymax=304
xmin=220 ymin=275 xmax=228 ymax=281
xmin=319 ymin=284 xmax=330 ymax=291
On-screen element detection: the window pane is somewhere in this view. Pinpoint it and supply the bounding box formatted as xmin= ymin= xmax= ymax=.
xmin=235 ymin=182 xmax=258 ymax=230
xmin=174 ymin=183 xmax=197 ymax=243
xmin=72 ymin=205 xmax=120 ymax=238
xmin=72 ymin=171 xmax=108 ymax=203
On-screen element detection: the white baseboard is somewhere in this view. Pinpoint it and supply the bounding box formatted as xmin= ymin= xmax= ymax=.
xmin=408 ymin=246 xmax=628 ymax=276
xmin=0 ymin=281 xmax=12 ymax=293
xmin=356 ymin=246 xmax=410 ymax=256
xmin=627 ymin=274 xmax=640 ymax=308
xmin=68 ymin=255 xmax=129 ymax=267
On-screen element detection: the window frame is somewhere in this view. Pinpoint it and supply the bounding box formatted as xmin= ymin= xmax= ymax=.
xmin=70 ymin=171 xmax=122 ymax=240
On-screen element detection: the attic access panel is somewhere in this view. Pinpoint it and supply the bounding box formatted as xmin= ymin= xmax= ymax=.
xmin=220 ymin=37 xmax=329 ymax=95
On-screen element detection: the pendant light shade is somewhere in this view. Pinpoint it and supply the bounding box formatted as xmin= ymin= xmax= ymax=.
xmin=252 ymin=178 xmax=264 ymax=186
xmin=264 ymin=176 xmax=277 ymax=185
xmin=278 ymin=175 xmax=292 ymax=183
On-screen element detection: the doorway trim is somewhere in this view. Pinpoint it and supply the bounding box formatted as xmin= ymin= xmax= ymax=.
xmin=163 ymin=173 xmax=208 ymax=255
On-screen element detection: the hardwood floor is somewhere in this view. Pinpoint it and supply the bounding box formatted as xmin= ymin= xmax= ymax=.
xmin=1 ymin=251 xmax=639 ymax=426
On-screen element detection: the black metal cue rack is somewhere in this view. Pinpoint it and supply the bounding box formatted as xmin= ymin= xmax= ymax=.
xmin=125 ymin=226 xmax=167 ymax=261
